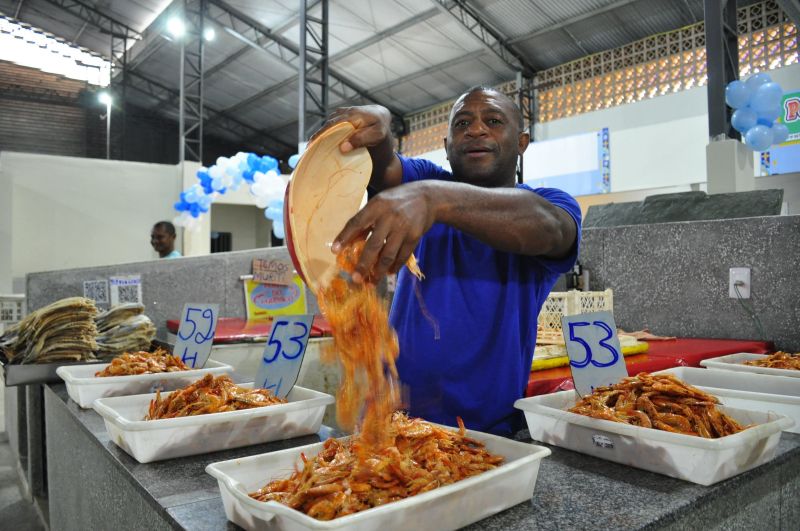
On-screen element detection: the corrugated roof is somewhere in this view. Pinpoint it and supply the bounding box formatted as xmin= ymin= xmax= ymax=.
xmin=0 ymin=0 xmax=770 ymax=157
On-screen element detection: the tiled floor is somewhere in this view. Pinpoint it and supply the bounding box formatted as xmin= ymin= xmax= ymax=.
xmin=0 ymin=439 xmax=44 ymax=530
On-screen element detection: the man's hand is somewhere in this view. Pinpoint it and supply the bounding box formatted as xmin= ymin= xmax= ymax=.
xmin=332 ymin=182 xmax=437 ymax=283
xmin=310 ymin=105 xmax=402 ymax=191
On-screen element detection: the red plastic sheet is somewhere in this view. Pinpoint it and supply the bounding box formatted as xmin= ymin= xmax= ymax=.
xmin=166 ymin=316 xmax=332 ymax=343
xmin=526 ymin=338 xmax=773 ymax=397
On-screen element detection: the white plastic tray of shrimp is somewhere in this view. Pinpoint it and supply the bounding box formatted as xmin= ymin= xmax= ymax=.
xmin=700 ymin=352 xmax=800 ymax=378
xmin=56 ymin=360 xmax=233 ymax=408
xmin=206 ymin=427 xmax=551 ymax=531
xmin=515 ymin=389 xmax=792 ymax=485
xmin=93 ymin=384 xmax=334 ymax=463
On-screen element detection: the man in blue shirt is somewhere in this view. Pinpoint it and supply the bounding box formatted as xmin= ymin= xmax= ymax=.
xmin=322 ymin=86 xmax=581 ymax=435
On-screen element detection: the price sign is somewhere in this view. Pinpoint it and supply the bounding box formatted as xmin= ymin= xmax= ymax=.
xmin=255 ymin=315 xmax=313 ymax=399
xmin=252 ymin=258 xmax=293 ymax=285
xmin=561 ymin=311 xmax=628 ymax=397
xmin=174 ymin=303 xmax=219 ymax=369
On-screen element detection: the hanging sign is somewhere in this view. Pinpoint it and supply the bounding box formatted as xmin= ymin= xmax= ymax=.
xmin=173 ymin=303 xmax=219 ymax=368
xmin=561 ymin=310 xmax=628 ymax=397
xmin=254 ymin=315 xmax=313 ymax=399
xmin=252 ymin=258 xmax=293 ymax=285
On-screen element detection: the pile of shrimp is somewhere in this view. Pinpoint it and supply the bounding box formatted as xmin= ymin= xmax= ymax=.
xmin=316 ymin=238 xmax=422 ymax=449
xmin=145 ymin=374 xmax=286 ymax=420
xmin=568 ymin=372 xmax=748 ymax=438
xmin=249 ymin=412 xmax=503 ymax=520
xmin=95 ymin=348 xmax=189 ymax=377
xmin=743 ymin=351 xmax=800 ymax=370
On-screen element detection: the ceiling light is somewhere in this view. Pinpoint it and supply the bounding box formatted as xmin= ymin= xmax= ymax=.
xmin=203 ymin=27 xmax=215 ymax=41
xmin=98 ymin=92 xmax=112 ymax=105
xmin=167 ymin=16 xmax=185 ymax=38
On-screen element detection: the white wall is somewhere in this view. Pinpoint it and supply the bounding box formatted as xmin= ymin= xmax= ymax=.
xmin=210 ymin=204 xmax=271 ymax=251
xmin=413 ymin=65 xmax=800 ymax=207
xmin=0 ymin=151 xmax=181 ymax=291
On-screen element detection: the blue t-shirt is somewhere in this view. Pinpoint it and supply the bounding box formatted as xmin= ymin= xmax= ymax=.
xmin=390 ymin=156 xmax=582 ymax=435
xmin=164 ymin=250 xmax=182 ymax=259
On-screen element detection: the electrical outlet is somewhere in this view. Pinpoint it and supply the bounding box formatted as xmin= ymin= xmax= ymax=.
xmin=729 ymin=267 xmax=751 ymax=299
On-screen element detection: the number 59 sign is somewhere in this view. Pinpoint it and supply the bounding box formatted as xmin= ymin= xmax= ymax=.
xmin=255 ymin=315 xmax=313 ymax=399
xmin=561 ymin=311 xmax=628 ymax=397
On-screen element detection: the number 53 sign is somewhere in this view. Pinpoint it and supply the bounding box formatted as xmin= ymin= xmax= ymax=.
xmin=255 ymin=315 xmax=313 ymax=399
xmin=561 ymin=311 xmax=628 ymax=397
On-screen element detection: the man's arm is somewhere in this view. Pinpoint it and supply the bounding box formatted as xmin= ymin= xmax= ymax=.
xmin=333 ymin=180 xmax=578 ymax=283
xmin=310 ymin=105 xmax=402 ymax=191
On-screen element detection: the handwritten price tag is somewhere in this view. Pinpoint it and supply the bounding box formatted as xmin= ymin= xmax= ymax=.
xmin=561 ymin=310 xmax=628 ymax=397
xmin=255 ymin=315 xmax=313 ymax=399
xmin=174 ymin=303 xmax=219 ymax=369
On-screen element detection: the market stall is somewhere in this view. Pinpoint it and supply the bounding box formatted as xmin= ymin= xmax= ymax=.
xmin=43 ymin=382 xmax=800 ymax=529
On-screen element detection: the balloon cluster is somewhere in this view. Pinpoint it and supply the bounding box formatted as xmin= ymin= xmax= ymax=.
xmin=726 ymin=73 xmax=789 ymax=151
xmin=173 ymin=152 xmax=301 ymax=238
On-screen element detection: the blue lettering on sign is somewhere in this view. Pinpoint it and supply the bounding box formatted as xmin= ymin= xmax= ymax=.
xmin=174 ymin=303 xmax=219 ymax=369
xmin=251 ymin=283 xmax=300 ymax=310
xmin=561 ymin=310 xmax=628 ymax=398
xmin=567 ymin=320 xmax=620 ymax=369
xmin=255 ymin=315 xmax=313 ymax=399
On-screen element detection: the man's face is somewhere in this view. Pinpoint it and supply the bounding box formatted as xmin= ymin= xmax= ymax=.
xmin=150 ymin=227 xmax=174 ymax=255
xmin=445 ymin=90 xmax=528 ymax=187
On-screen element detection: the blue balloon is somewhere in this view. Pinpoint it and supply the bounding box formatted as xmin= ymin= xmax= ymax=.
xmin=272 ymin=220 xmax=285 ymax=239
xmin=242 ymin=169 xmax=255 ymax=183
xmin=246 ymin=153 xmax=261 ymax=170
xmin=731 ymin=107 xmax=757 ymax=133
xmin=197 ymin=195 xmax=212 ymax=210
xmin=174 ymin=200 xmax=187 ymax=212
xmin=725 ymin=80 xmax=751 ymax=109
xmin=751 ymin=83 xmax=783 ymax=113
xmin=288 ymin=153 xmax=301 ymax=169
xmin=189 ymin=203 xmax=201 ymax=218
xmin=268 ymin=199 xmax=284 ymax=210
xmin=745 ymin=72 xmax=772 ymax=94
xmin=756 ymin=105 xmax=782 ymax=122
xmin=745 ymin=125 xmax=773 ymax=151
xmin=179 ymin=191 xmax=187 ymax=202
xmin=756 ymin=117 xmax=773 ymax=127
xmin=771 ymin=122 xmax=789 ymax=145
xmin=265 ymin=206 xmax=282 ymax=220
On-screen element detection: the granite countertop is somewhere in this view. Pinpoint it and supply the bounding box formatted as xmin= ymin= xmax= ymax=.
xmin=46 ymin=383 xmax=800 ymax=530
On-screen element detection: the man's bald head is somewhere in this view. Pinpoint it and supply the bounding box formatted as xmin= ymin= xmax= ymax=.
xmin=451 ymin=86 xmax=524 ymax=130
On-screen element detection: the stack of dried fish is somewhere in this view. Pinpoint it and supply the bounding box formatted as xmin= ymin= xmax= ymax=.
xmin=94 ymin=303 xmax=156 ymax=358
xmin=568 ymin=372 xmax=748 ymax=438
xmin=0 ymin=297 xmax=98 ymax=364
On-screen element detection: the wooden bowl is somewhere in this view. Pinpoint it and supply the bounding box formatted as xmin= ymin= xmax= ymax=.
xmin=284 ymin=122 xmax=372 ymax=295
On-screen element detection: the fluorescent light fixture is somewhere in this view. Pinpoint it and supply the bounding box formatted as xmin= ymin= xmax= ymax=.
xmin=167 ymin=16 xmax=185 ymax=38
xmin=203 ymin=27 xmax=215 ymax=41
xmin=98 ymin=92 xmax=112 ymax=105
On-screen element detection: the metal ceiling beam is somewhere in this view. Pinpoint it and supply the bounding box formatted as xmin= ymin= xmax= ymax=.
xmin=14 ymin=0 xmax=25 ymax=18
xmin=509 ymin=0 xmax=640 ymax=45
xmin=775 ymin=0 xmax=800 ymax=27
xmin=429 ymin=0 xmax=534 ymax=75
xmin=704 ymin=0 xmax=739 ymax=140
xmin=125 ymin=70 xmax=295 ymax=155
xmin=206 ymin=9 xmax=438 ymax=120
xmin=179 ymin=0 xmax=206 ymax=163
xmin=203 ymin=0 xmax=405 ymax=122
xmin=40 ymin=0 xmax=142 ymax=40
xmin=298 ymin=0 xmax=328 ymax=143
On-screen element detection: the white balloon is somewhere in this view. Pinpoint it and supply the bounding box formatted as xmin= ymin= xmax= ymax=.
xmin=216 ymin=156 xmax=229 ymax=168
xmin=208 ymin=165 xmax=224 ymax=179
xmin=253 ymin=171 xmax=266 ymax=183
xmin=254 ymin=195 xmax=270 ymax=209
xmin=265 ymin=169 xmax=279 ymax=180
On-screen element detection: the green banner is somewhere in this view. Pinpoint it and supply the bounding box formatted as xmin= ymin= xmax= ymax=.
xmin=780 ymin=90 xmax=800 ymax=145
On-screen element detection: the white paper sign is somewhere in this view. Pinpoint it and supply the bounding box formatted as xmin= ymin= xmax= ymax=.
xmin=109 ymin=275 xmax=142 ymax=306
xmin=173 ymin=303 xmax=219 ymax=369
xmin=255 ymin=315 xmax=313 ymax=399
xmin=561 ymin=310 xmax=628 ymax=397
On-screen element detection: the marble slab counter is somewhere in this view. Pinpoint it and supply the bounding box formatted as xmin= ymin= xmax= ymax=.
xmin=43 ymin=383 xmax=799 ymax=530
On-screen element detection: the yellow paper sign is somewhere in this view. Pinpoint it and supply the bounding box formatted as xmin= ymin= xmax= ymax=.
xmin=243 ymin=275 xmax=307 ymax=320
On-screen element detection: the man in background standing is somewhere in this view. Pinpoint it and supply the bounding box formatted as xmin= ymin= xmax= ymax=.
xmin=150 ymin=221 xmax=181 ymax=259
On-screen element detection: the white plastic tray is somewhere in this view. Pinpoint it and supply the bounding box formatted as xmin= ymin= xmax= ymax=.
xmin=206 ymin=429 xmax=551 ymax=531
xmin=700 ymin=352 xmax=800 ymax=378
xmin=56 ymin=360 xmax=234 ymax=408
xmin=93 ymin=384 xmax=334 ymax=463
xmin=655 ymin=366 xmax=800 ymax=434
xmin=515 ymin=390 xmax=792 ymax=485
